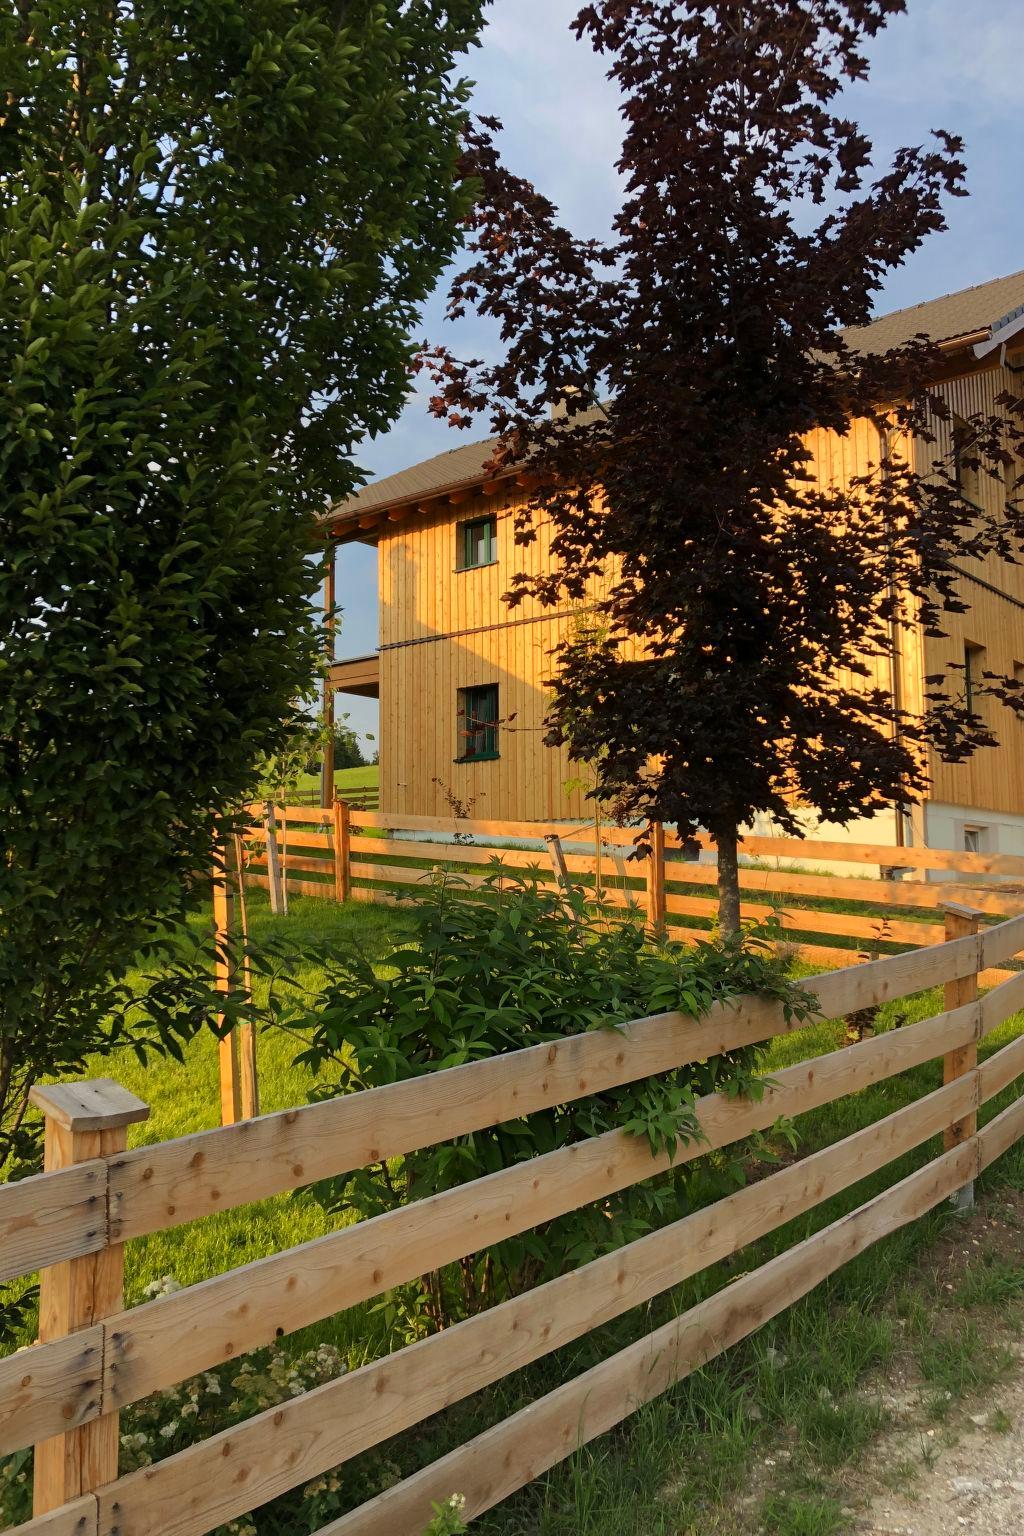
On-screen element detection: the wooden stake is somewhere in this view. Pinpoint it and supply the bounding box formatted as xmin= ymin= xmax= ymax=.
xmin=28 ymin=1079 xmax=149 ymax=1517
xmin=265 ymin=800 xmax=285 ymax=915
xmin=942 ymin=900 xmax=983 ymax=1209
xmin=232 ymin=834 xmax=260 ymax=1121
xmin=646 ymin=821 xmax=667 ymax=937
xmin=213 ymin=844 xmax=242 ymax=1126
xmin=334 ymin=799 xmax=351 ymax=903
xmin=321 ymin=547 xmax=336 ymax=810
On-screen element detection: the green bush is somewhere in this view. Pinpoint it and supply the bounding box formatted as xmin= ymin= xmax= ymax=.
xmin=296 ymin=870 xmax=809 ymax=1330
xmin=0 ymin=1297 xmax=396 ymax=1535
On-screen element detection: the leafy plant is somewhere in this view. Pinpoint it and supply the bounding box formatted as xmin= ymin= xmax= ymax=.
xmin=294 ymin=870 xmax=811 ymax=1329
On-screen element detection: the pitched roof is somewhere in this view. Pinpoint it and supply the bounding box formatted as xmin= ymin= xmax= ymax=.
xmin=334 ymin=435 xmax=500 ymax=521
xmin=326 ymin=268 xmax=1024 ymax=536
xmin=841 ymin=267 xmax=1024 ymax=354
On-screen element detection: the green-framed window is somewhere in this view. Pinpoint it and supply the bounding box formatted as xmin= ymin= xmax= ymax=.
xmin=457 ymin=516 xmax=497 ymax=570
xmin=457 ymin=684 xmax=499 ymax=761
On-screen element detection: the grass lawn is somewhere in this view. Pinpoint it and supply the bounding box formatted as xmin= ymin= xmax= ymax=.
xmin=6 ymin=886 xmax=1024 ymax=1535
xmin=261 ymin=762 xmax=379 ymax=804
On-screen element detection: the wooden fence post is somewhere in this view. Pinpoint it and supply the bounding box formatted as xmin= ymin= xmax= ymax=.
xmin=646 ymin=822 xmax=666 ymax=937
xmin=334 ymin=799 xmax=351 ymax=903
xmin=213 ymin=840 xmax=259 ymax=1125
xmin=213 ymin=843 xmax=242 ymax=1126
xmin=265 ymin=800 xmax=285 ymax=915
xmin=942 ymin=900 xmax=984 ymax=1210
xmin=28 ymin=1079 xmax=149 ymax=1516
xmin=232 ymin=834 xmax=260 ymax=1122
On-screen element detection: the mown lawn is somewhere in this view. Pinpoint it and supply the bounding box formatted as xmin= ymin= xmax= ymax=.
xmin=262 ymin=762 xmax=379 ymax=804
xmin=7 ymin=886 xmax=1024 ymax=1535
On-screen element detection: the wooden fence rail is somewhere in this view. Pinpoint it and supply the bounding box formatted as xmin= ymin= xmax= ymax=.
xmin=4 ymin=908 xmax=1024 ymax=1534
xmin=241 ymin=801 xmax=1024 ymax=982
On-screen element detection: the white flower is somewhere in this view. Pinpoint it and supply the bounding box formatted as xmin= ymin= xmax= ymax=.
xmin=158 ymin=1421 xmax=179 ymax=1440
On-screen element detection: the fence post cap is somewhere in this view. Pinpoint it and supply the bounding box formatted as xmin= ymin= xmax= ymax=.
xmin=29 ymin=1078 xmax=150 ymax=1133
xmin=940 ymin=901 xmax=985 ymax=921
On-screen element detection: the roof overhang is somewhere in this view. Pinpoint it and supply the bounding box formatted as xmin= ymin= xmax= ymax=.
xmin=974 ymin=304 xmax=1024 ymax=362
xmin=321 ymin=465 xmax=533 ymax=547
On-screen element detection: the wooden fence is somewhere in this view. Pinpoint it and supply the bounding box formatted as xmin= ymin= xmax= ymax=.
xmin=5 ymin=909 xmax=1024 ymax=1535
xmin=244 ymin=803 xmax=1024 ymax=977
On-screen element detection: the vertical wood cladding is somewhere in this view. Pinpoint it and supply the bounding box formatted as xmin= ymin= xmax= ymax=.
xmin=377 ymin=355 xmax=1023 ymax=820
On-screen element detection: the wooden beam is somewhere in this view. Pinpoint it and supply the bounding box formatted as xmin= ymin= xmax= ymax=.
xmin=321 ymin=547 xmax=336 ymax=808
xmin=29 ymin=1081 xmax=149 ymax=1517
xmin=942 ymin=902 xmax=983 ymax=1206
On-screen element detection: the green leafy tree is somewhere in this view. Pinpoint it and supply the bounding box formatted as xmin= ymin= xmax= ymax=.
xmin=0 ymin=0 xmax=486 ymax=1174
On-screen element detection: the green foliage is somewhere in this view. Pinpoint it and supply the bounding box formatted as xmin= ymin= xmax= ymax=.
xmin=0 ymin=2 xmax=486 ymax=1175
xmin=294 ymin=871 xmax=811 ymax=1329
xmin=422 ymin=1496 xmax=469 ymax=1536
xmin=0 ymin=1314 xmax=396 ymax=1534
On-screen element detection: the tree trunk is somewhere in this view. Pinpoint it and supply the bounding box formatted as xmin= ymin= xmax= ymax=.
xmin=713 ymin=818 xmax=741 ymax=936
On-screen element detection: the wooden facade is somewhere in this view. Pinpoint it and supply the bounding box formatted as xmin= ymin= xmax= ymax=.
xmin=325 ymin=273 xmax=1024 ymax=838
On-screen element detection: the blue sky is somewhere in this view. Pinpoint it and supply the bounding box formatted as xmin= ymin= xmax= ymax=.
xmin=337 ymin=0 xmax=1022 ymax=750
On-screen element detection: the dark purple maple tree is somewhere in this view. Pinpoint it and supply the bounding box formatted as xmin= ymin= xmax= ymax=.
xmin=423 ymin=0 xmax=1024 ymax=931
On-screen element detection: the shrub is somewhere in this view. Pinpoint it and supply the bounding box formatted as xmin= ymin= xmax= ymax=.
xmin=0 ymin=1317 xmax=398 ymax=1535
xmin=296 ymin=869 xmax=809 ymax=1330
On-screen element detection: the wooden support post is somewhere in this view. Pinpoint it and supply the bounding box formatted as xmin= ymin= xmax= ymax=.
xmin=28 ymin=1079 xmax=149 ymax=1517
xmin=646 ymin=821 xmax=667 ymax=937
xmin=545 ymin=834 xmax=573 ymax=896
xmin=334 ymin=799 xmax=351 ymax=903
xmin=321 ymin=546 xmax=336 ymax=810
xmin=232 ymin=834 xmax=260 ymax=1121
xmin=213 ymin=843 xmax=242 ymax=1127
xmin=942 ymin=900 xmax=984 ymax=1210
xmin=265 ymin=800 xmax=285 ymax=915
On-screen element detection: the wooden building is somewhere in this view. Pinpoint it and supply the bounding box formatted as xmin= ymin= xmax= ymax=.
xmin=322 ymin=269 xmax=1024 ymax=855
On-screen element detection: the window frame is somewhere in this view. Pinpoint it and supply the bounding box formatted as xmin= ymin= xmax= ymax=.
xmin=456 ymin=515 xmax=498 ymax=572
xmin=952 ymin=413 xmax=983 ymax=510
xmin=456 ymin=683 xmax=500 ymax=762
xmin=964 ymin=640 xmax=985 ymax=717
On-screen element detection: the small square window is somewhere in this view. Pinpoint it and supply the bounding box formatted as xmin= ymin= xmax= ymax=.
xmin=457 ymin=516 xmax=497 ymax=570
xmin=953 ymin=415 xmax=983 ymax=507
xmin=963 ymin=826 xmax=986 ymax=855
xmin=964 ymin=641 xmax=985 ymax=717
xmin=457 ymin=684 xmax=499 ymax=760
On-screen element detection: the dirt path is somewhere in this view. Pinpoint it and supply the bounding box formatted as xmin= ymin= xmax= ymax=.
xmin=858 ymin=1358 xmax=1024 ymax=1535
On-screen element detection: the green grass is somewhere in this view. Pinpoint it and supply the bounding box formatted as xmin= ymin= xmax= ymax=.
xmin=264 ymin=763 xmax=379 ymax=804
xmin=8 ymin=887 xmax=1024 ymax=1535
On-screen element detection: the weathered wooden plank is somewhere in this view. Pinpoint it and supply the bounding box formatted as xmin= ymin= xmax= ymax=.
xmin=675 ymin=829 xmax=1024 ymax=879
xmin=978 ymin=1091 xmax=1024 ymax=1171
xmin=668 ymin=859 xmax=1024 ymax=916
xmin=105 ymin=999 xmax=977 ymax=1409
xmin=0 ymin=1328 xmax=104 ymax=1457
xmin=317 ymin=1141 xmax=981 ymax=1536
xmin=978 ymin=1030 xmax=1024 ymax=1103
xmin=349 ymin=809 xmax=631 ymax=845
xmin=347 ymin=834 xmax=596 ymax=875
xmin=980 ymin=967 xmax=1024 ymax=1035
xmin=663 ymin=891 xmax=944 ymax=946
xmin=0 ymin=1163 xmax=107 ymax=1285
xmin=247 ymin=828 xmax=331 ymax=851
xmin=982 ymin=910 xmax=1024 ymax=968
xmin=3 ymin=1496 xmax=97 ymax=1536
xmin=93 ymin=1078 xmax=976 ymax=1536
